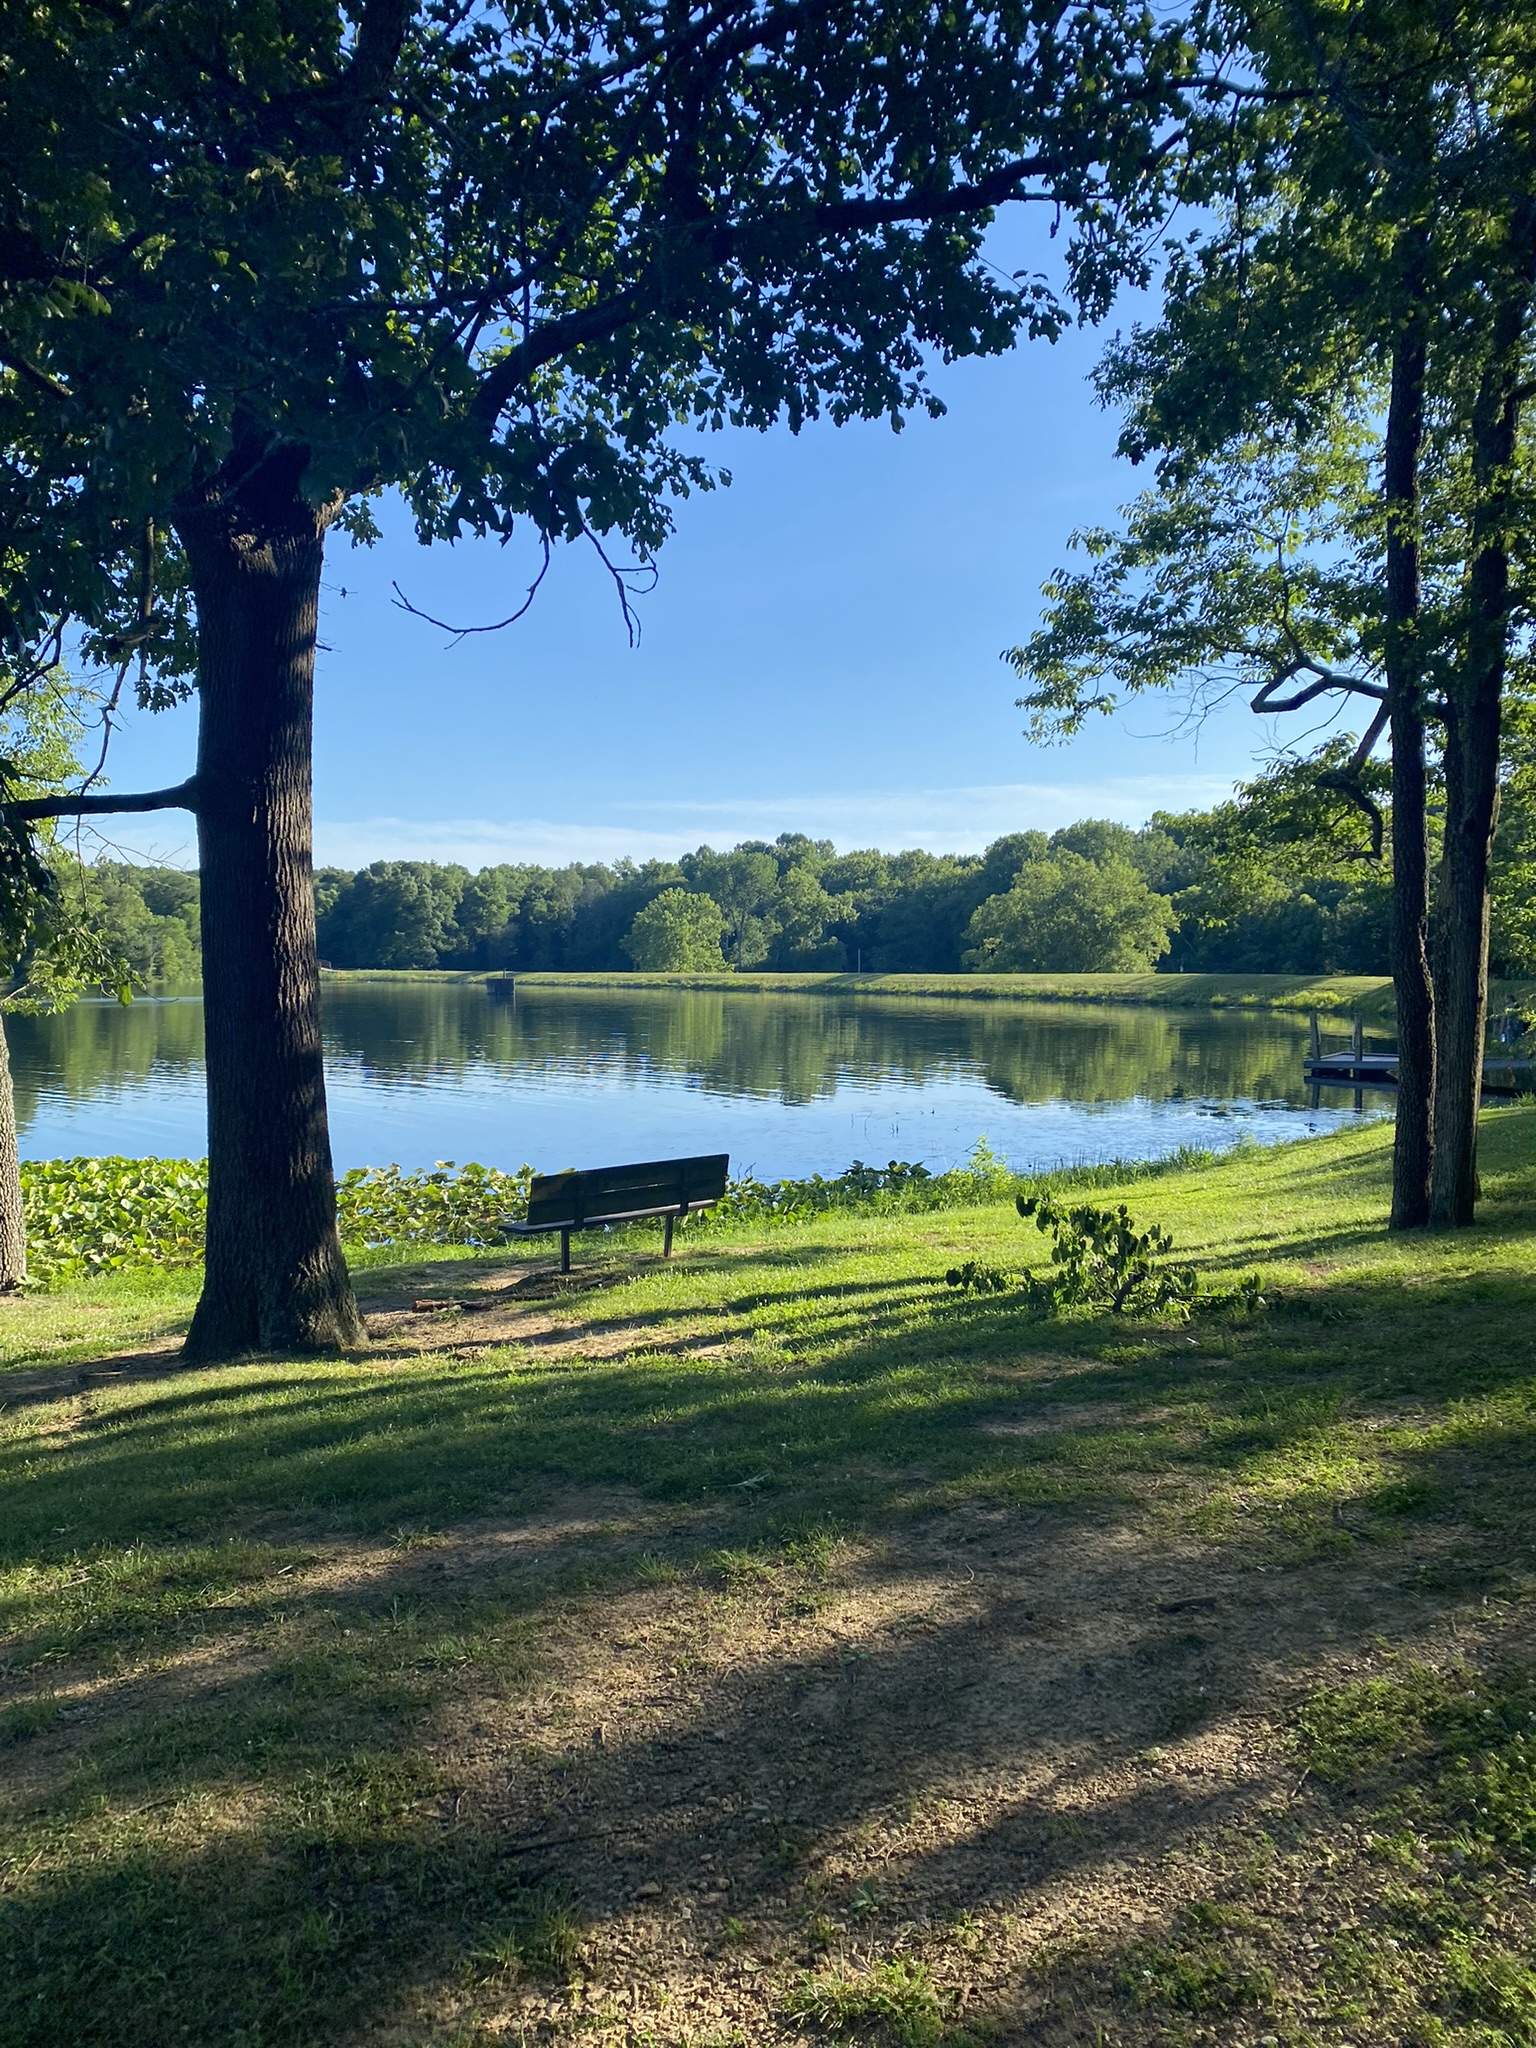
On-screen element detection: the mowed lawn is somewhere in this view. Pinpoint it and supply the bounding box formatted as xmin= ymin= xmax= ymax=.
xmin=3 ymin=1109 xmax=1536 ymax=2048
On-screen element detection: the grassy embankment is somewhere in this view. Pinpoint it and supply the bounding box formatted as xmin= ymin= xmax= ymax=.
xmin=4 ymin=1110 xmax=1536 ymax=2045
xmin=322 ymin=967 xmax=1536 ymax=1023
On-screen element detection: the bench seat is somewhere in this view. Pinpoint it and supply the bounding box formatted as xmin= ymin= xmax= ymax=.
xmin=504 ymin=1152 xmax=729 ymax=1270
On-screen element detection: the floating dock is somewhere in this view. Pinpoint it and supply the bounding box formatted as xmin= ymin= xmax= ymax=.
xmin=1303 ymin=1013 xmax=1534 ymax=1102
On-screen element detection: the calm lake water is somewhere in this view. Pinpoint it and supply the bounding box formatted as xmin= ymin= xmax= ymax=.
xmin=9 ymin=981 xmax=1383 ymax=1179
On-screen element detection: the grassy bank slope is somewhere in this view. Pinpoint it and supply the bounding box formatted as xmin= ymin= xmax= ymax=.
xmin=322 ymin=967 xmax=1536 ymax=1021
xmin=3 ymin=1110 xmax=1536 ymax=2045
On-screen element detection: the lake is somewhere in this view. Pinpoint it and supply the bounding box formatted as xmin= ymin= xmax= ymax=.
xmin=8 ymin=981 xmax=1382 ymax=1179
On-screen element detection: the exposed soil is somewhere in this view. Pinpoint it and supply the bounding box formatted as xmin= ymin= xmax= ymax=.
xmin=356 ymin=1250 xmax=741 ymax=1363
xmin=276 ymin=1492 xmax=1473 ymax=2042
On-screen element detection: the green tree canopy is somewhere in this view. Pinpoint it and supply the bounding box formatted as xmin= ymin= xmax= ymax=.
xmin=622 ymin=890 xmax=727 ymax=972
xmin=1008 ymin=0 xmax=1536 ymax=1226
xmin=1492 ymin=688 xmax=1536 ymax=978
xmin=320 ymin=862 xmax=471 ymax=972
xmin=962 ymin=850 xmax=1175 ymax=971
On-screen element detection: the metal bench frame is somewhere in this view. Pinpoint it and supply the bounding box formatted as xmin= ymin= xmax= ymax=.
xmin=503 ymin=1152 xmax=730 ymax=1271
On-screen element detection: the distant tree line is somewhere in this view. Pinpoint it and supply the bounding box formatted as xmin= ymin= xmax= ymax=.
xmin=309 ymin=818 xmax=1247 ymax=974
xmin=302 ymin=814 xmax=1407 ymax=976
xmin=63 ymin=759 xmax=1536 ymax=985
xmin=72 ymin=865 xmax=202 ymax=984
xmin=305 ymin=780 xmax=1529 ymax=979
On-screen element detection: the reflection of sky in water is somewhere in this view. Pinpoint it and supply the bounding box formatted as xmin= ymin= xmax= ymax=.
xmin=14 ymin=989 xmax=1384 ymax=1177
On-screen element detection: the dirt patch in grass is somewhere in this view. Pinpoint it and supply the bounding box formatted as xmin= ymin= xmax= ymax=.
xmin=3 ymin=1472 xmax=1497 ymax=2046
xmin=354 ymin=1248 xmax=756 ymax=1365
xmin=427 ymin=1505 xmax=1494 ymax=2047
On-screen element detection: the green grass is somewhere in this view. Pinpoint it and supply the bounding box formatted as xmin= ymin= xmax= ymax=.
xmin=1082 ymin=1648 xmax=1536 ymax=2044
xmin=2 ymin=1107 xmax=1536 ymax=2044
xmin=785 ymin=1958 xmax=950 ymax=2046
xmin=320 ymin=965 xmax=1493 ymax=1016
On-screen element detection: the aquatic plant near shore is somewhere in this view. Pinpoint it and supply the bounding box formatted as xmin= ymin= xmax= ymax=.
xmin=334 ymin=1161 xmax=535 ymax=1250
xmin=21 ymin=1156 xmax=536 ymax=1286
xmin=678 ymin=1137 xmax=1226 ymax=1237
xmin=19 ymin=1140 xmax=1228 ymax=1289
xmin=22 ymin=1156 xmax=208 ymax=1285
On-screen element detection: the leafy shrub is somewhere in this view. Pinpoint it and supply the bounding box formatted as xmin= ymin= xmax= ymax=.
xmin=941 ymin=1189 xmax=1263 ymax=1319
xmin=1015 ymin=1190 xmax=1199 ymax=1316
xmin=939 ymin=1190 xmax=1197 ymax=1317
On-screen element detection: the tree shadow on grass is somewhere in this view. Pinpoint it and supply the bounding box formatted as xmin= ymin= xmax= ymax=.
xmin=5 ymin=1407 xmax=1527 ymax=2048
xmin=6 ymin=1230 xmax=1536 ymax=1571
xmin=5 ymin=1146 xmax=1536 ymax=2041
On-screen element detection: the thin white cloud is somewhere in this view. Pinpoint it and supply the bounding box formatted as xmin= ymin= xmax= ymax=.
xmin=314 ymin=774 xmax=1237 ymax=870
xmin=314 ymin=817 xmax=709 ymax=869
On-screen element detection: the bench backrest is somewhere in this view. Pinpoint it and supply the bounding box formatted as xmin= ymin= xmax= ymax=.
xmin=524 ymin=1153 xmax=730 ymax=1230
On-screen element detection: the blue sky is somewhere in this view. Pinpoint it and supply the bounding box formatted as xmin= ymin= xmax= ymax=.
xmin=100 ymin=303 xmax=1272 ymax=872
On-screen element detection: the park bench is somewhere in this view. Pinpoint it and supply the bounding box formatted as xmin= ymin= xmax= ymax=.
xmin=503 ymin=1153 xmax=730 ymax=1272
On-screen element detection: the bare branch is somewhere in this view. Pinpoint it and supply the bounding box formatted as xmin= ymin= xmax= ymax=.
xmin=1315 ymin=700 xmax=1391 ymax=859
xmin=390 ymin=531 xmax=553 ymax=642
xmin=0 ymin=619 xmax=66 ymax=713
xmin=392 ymin=518 xmax=657 ymax=649
xmin=3 ymin=777 xmax=199 ymax=823
xmin=583 ymin=528 xmax=657 ymax=648
xmin=1251 ymin=657 xmax=1387 ymax=715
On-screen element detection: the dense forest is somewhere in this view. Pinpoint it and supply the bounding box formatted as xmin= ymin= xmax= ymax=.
xmin=83 ymin=773 xmax=1536 ymax=983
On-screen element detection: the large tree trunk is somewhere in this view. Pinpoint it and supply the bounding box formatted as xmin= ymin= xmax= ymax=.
xmin=1430 ymin=687 xmax=1500 ymax=1226
xmin=1383 ymin=303 xmax=1434 ymax=1229
xmin=1429 ymin=293 xmax=1529 ymax=1227
xmin=175 ymin=446 xmax=364 ymax=1359
xmin=0 ymin=1011 xmax=26 ymax=1290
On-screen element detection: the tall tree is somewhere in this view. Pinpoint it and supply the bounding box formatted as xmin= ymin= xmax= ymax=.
xmin=1009 ymin=0 xmax=1536 ymax=1227
xmin=1 ymin=0 xmax=1197 ymax=1356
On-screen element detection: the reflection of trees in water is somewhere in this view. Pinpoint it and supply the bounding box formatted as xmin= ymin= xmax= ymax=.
xmin=321 ymin=987 xmax=1313 ymax=1106
xmin=12 ymin=987 xmax=1316 ymax=1130
xmin=9 ymin=1000 xmax=205 ymax=1135
xmin=961 ymin=1003 xmax=1307 ymax=1105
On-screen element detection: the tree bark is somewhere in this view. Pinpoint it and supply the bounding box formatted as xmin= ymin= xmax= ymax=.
xmin=174 ymin=445 xmax=364 ymax=1358
xmin=1430 ymin=686 xmax=1500 ymax=1227
xmin=1429 ymin=287 xmax=1529 ymax=1227
xmin=1382 ymin=301 xmax=1434 ymax=1229
xmin=0 ymin=1011 xmax=27 ymax=1290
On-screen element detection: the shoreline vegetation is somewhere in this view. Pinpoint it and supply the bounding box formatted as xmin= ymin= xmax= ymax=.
xmin=316 ymin=965 xmax=1536 ymax=1022
xmin=3 ymin=1107 xmax=1535 ymax=2043
xmin=16 ymin=1141 xmax=1225 ymax=1291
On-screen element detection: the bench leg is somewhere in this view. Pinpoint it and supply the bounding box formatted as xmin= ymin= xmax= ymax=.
xmin=560 ymin=1227 xmax=571 ymax=1274
xmin=663 ymin=1213 xmax=675 ymax=1259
